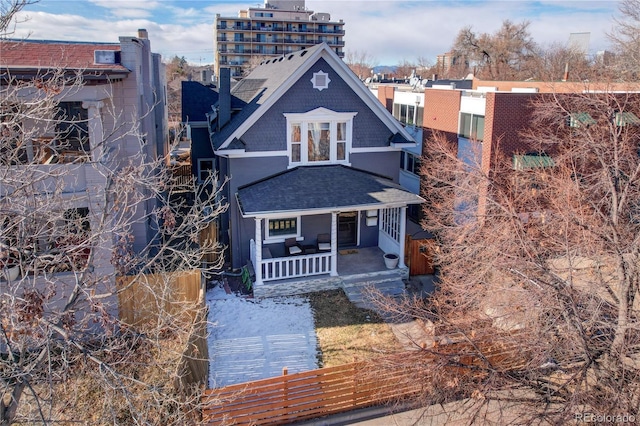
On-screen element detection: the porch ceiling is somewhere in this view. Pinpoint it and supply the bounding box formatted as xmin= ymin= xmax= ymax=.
xmin=237 ymin=165 xmax=424 ymax=216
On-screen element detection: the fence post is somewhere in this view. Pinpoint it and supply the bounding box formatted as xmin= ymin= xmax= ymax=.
xmin=282 ymin=367 xmax=288 ymax=409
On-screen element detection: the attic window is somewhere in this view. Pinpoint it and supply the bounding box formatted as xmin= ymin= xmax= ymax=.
xmin=311 ymin=71 xmax=331 ymax=91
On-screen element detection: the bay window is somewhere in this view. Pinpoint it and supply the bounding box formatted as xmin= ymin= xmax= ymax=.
xmin=285 ymin=108 xmax=356 ymax=166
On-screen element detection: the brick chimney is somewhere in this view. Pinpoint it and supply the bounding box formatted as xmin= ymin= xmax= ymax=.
xmin=218 ymin=68 xmax=231 ymax=131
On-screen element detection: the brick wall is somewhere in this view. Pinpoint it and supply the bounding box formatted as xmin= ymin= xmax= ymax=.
xmin=483 ymin=92 xmax=538 ymax=174
xmin=423 ymin=89 xmax=461 ymax=133
xmin=376 ymin=85 xmax=395 ymax=113
xmin=422 ymin=89 xmax=461 ymax=156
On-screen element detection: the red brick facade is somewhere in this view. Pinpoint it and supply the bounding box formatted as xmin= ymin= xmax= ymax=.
xmin=377 ymin=85 xmax=395 ymax=114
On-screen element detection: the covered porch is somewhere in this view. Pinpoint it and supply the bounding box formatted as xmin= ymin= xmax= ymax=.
xmin=237 ymin=165 xmax=424 ymax=293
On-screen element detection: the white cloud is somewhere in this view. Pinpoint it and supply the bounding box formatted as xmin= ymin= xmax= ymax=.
xmin=11 ymin=0 xmax=622 ymax=67
xmin=309 ymin=0 xmax=619 ymax=65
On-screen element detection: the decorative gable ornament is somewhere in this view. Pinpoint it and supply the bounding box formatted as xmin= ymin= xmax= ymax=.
xmin=311 ymin=71 xmax=331 ymax=91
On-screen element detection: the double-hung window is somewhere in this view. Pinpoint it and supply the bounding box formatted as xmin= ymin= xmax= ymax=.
xmin=285 ymin=108 xmax=356 ymax=166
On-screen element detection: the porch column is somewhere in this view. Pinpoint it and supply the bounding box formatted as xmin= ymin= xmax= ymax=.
xmin=82 ymin=100 xmax=104 ymax=162
xmin=330 ymin=211 xmax=338 ymax=276
xmin=399 ymin=206 xmax=407 ymax=268
xmin=254 ymin=218 xmax=263 ymax=286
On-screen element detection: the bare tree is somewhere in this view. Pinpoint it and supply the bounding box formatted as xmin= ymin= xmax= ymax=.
xmin=241 ymin=54 xmax=270 ymax=77
xmin=609 ymin=0 xmax=640 ymax=79
xmin=0 ymin=0 xmax=37 ymax=38
xmin=1 ymin=5 xmax=227 ymax=424
xmin=372 ymin=89 xmax=640 ymax=423
xmin=452 ymin=20 xmax=539 ymax=80
xmin=393 ymin=59 xmax=416 ymax=81
xmin=344 ymin=49 xmax=378 ymax=80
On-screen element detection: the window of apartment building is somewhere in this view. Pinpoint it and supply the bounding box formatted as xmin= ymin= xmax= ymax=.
xmin=393 ymin=103 xmax=423 ymax=127
xmin=459 ymin=112 xmax=484 ymax=141
xmin=0 ymin=104 xmax=28 ymax=165
xmin=234 ymin=33 xmax=244 ymax=42
xmin=285 ymin=109 xmax=355 ymax=166
xmin=55 ymin=101 xmax=89 ymax=158
xmin=512 ymin=154 xmax=554 ymax=198
xmin=1 ymin=207 xmax=92 ymax=274
xmin=400 ymin=152 xmax=421 ymax=176
xmin=266 ymin=217 xmax=299 ymax=240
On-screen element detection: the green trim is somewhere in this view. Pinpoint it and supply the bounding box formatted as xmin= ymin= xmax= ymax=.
xmin=568 ymin=112 xmax=596 ymax=127
xmin=513 ymin=155 xmax=555 ymax=170
xmin=615 ymin=112 xmax=640 ymax=127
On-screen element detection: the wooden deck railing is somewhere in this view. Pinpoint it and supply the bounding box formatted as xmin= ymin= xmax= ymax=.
xmin=202 ymin=358 xmax=423 ymax=425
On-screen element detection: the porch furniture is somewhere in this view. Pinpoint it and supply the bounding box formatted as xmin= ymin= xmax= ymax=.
xmin=316 ymin=233 xmax=331 ymax=252
xmin=285 ymin=237 xmax=303 ymax=256
xmin=302 ymin=244 xmax=316 ymax=254
xmin=262 ymin=247 xmax=273 ymax=259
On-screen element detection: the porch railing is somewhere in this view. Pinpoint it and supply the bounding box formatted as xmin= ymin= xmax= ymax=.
xmin=262 ymin=253 xmax=331 ymax=281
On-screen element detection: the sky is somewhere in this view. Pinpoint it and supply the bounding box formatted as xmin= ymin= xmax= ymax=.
xmin=8 ymin=0 xmax=622 ymax=67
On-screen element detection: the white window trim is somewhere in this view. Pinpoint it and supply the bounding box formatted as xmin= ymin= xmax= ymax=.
xmin=264 ymin=216 xmax=301 ymax=243
xmin=284 ymin=108 xmax=357 ymax=167
xmin=197 ymin=158 xmax=215 ymax=183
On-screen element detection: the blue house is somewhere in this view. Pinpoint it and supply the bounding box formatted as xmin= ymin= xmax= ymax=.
xmin=189 ymin=43 xmax=423 ymax=296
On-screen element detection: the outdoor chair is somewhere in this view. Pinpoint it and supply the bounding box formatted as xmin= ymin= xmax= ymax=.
xmin=285 ymin=237 xmax=303 ymax=255
xmin=316 ymin=233 xmax=331 ymax=252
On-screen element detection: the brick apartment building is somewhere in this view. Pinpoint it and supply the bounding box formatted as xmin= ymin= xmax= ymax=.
xmin=375 ymin=79 xmax=640 ymax=217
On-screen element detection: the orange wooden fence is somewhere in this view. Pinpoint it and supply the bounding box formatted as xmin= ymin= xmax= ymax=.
xmin=202 ymin=359 xmax=424 ymax=425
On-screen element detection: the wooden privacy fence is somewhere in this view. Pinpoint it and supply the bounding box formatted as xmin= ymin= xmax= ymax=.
xmin=117 ymin=269 xmax=203 ymax=327
xmin=202 ymin=359 xmax=424 ymax=425
xmin=201 ymin=331 xmax=536 ymax=425
xmin=404 ymin=234 xmax=436 ymax=276
xmin=117 ymin=269 xmax=210 ymax=388
xmin=177 ymin=299 xmax=209 ymax=389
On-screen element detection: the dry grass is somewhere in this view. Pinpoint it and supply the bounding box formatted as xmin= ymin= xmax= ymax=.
xmin=309 ymin=289 xmax=403 ymax=367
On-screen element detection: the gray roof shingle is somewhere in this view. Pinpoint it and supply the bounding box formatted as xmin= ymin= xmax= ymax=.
xmin=237 ymin=165 xmax=424 ymax=216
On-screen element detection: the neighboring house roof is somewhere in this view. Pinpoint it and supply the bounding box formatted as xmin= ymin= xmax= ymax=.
xmin=0 ymin=39 xmax=130 ymax=80
xmin=236 ymin=165 xmax=424 ymax=217
xmin=181 ymin=81 xmax=246 ymax=123
xmin=214 ymin=43 xmax=414 ymax=152
xmin=426 ymin=79 xmax=474 ymax=90
xmin=181 ymin=81 xmax=220 ymax=123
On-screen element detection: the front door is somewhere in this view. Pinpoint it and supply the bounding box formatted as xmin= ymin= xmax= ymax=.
xmin=338 ymin=211 xmax=357 ymax=248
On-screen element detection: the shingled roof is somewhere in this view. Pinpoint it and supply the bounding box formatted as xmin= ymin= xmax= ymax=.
xmin=212 ymin=44 xmax=327 ymax=150
xmin=236 ymin=165 xmax=424 ymax=216
xmin=0 ymin=39 xmax=130 ymax=77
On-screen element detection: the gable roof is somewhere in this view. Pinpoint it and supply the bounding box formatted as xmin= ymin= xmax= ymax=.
xmin=181 ymin=81 xmax=220 ymax=123
xmin=0 ymin=40 xmax=130 ymax=77
xmin=236 ymin=165 xmax=424 ymax=217
xmin=214 ymin=43 xmax=414 ymax=152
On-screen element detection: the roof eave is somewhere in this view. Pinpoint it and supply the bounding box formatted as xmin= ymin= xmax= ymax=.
xmin=239 ymin=198 xmax=424 ymax=219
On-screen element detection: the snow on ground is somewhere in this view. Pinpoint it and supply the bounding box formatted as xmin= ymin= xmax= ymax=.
xmin=206 ymin=284 xmax=319 ymax=388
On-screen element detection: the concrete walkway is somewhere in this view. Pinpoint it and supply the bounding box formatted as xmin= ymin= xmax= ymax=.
xmin=342 ymin=274 xmax=437 ymax=350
